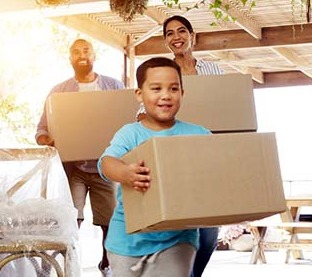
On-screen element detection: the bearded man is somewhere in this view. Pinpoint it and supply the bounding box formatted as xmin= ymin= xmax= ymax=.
xmin=36 ymin=38 xmax=124 ymax=277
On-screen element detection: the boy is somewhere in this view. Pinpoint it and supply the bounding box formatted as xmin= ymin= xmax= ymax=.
xmin=98 ymin=57 xmax=212 ymax=276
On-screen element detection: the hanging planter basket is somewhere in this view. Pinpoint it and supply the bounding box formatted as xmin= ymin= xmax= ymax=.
xmin=35 ymin=0 xmax=70 ymax=7
xmin=110 ymin=0 xmax=148 ymax=21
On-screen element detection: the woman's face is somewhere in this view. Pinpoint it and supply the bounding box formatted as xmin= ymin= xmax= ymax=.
xmin=164 ymin=19 xmax=195 ymax=55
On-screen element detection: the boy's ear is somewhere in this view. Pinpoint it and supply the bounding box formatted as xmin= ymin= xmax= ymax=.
xmin=135 ymin=88 xmax=143 ymax=103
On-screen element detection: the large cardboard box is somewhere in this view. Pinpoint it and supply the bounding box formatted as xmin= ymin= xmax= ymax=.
xmin=121 ymin=132 xmax=286 ymax=234
xmin=46 ymin=89 xmax=138 ymax=161
xmin=46 ymin=74 xmax=256 ymax=162
xmin=179 ymin=74 xmax=257 ymax=132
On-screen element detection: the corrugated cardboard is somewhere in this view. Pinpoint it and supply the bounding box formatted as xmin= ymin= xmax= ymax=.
xmin=46 ymin=74 xmax=256 ymax=162
xmin=179 ymin=74 xmax=257 ymax=132
xmin=46 ymin=89 xmax=138 ymax=161
xmin=121 ymin=132 xmax=286 ymax=234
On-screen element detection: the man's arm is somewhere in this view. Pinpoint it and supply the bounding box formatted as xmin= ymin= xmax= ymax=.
xmin=35 ymin=99 xmax=54 ymax=146
xmin=35 ymin=79 xmax=75 ymax=146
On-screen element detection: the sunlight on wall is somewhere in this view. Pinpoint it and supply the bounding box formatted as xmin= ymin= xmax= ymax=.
xmin=254 ymin=86 xmax=312 ymax=181
xmin=0 ymin=17 xmax=124 ymax=146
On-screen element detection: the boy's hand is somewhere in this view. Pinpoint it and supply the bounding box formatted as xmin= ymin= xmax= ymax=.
xmin=126 ymin=160 xmax=151 ymax=192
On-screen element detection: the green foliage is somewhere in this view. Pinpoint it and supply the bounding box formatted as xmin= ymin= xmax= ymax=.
xmin=0 ymin=95 xmax=36 ymax=145
xmin=162 ymin=0 xmax=256 ymax=26
xmin=0 ymin=17 xmax=123 ymax=147
xmin=0 ymin=19 xmax=71 ymax=146
xmin=162 ymin=0 xmax=181 ymax=8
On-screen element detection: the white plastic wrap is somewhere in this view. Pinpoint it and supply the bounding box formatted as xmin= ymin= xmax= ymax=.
xmin=0 ymin=147 xmax=80 ymax=277
xmin=0 ymin=147 xmax=73 ymax=204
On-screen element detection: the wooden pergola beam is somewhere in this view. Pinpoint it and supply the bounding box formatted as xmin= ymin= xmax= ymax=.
xmin=209 ymin=52 xmax=264 ymax=83
xmin=273 ymin=47 xmax=312 ymax=78
xmin=135 ymin=23 xmax=312 ymax=55
xmin=253 ymin=71 xmax=312 ymax=89
xmin=51 ymin=14 xmax=127 ymax=51
xmin=223 ymin=0 xmax=262 ymax=39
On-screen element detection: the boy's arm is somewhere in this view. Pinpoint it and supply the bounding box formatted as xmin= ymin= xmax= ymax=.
xmin=101 ymin=156 xmax=151 ymax=192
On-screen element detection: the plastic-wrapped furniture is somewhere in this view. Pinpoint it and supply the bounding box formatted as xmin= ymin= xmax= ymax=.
xmin=0 ymin=146 xmax=80 ymax=277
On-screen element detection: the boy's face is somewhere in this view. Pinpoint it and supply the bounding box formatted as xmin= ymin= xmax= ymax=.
xmin=135 ymin=66 xmax=183 ymax=130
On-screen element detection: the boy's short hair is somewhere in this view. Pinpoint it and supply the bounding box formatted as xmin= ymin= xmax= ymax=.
xmin=136 ymin=57 xmax=183 ymax=89
xmin=163 ymin=15 xmax=194 ymax=37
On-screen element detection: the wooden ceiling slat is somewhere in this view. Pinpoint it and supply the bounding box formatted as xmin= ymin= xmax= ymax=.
xmin=135 ymin=24 xmax=312 ymax=54
xmin=2 ymin=0 xmax=312 ymax=86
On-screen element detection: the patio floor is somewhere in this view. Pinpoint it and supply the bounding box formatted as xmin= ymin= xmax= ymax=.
xmin=79 ymin=219 xmax=312 ymax=277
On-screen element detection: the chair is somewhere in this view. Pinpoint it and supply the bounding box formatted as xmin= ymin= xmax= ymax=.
xmin=0 ymin=240 xmax=68 ymax=276
xmin=0 ymin=146 xmax=79 ymax=277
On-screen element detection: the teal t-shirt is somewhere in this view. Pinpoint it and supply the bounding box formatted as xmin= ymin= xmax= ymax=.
xmin=98 ymin=120 xmax=211 ymax=256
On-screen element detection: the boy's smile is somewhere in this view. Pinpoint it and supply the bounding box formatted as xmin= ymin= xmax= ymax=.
xmin=136 ymin=66 xmax=183 ymax=130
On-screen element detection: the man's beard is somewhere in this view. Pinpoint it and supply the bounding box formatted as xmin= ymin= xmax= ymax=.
xmin=72 ymin=63 xmax=93 ymax=77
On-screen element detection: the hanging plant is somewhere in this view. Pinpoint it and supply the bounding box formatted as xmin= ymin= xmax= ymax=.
xmin=110 ymin=0 xmax=149 ymax=21
xmin=108 ymin=0 xmax=256 ymax=23
xmin=108 ymin=0 xmax=310 ymax=26
xmin=165 ymin=0 xmax=311 ymax=25
xmin=35 ymin=0 xmax=70 ymax=6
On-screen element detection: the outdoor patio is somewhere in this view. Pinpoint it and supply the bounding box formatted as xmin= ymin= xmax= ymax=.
xmin=79 ymin=213 xmax=312 ymax=277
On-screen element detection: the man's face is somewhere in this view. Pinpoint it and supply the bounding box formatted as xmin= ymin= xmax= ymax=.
xmin=69 ymin=40 xmax=95 ymax=76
